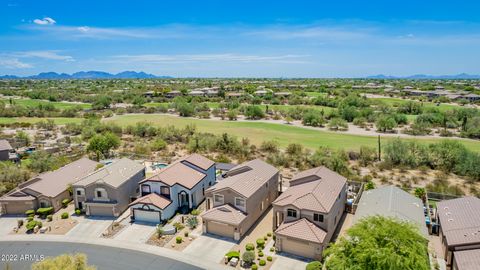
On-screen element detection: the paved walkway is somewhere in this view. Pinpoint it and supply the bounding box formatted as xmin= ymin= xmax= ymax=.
xmin=236 ymin=207 xmax=273 ymax=252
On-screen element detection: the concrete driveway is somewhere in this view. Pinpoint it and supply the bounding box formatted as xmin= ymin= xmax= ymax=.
xmin=66 ymin=217 xmax=113 ymax=238
xmin=270 ymin=255 xmax=308 ymax=270
xmin=0 ymin=216 xmax=19 ymax=236
xmin=183 ymin=235 xmax=236 ymax=263
xmin=115 ymin=223 xmax=156 ymax=244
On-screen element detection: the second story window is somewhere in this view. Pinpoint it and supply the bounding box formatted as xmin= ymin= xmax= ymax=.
xmin=214 ymin=194 xmax=224 ymax=205
xmin=76 ymin=188 xmax=84 ymax=196
xmin=160 ymin=186 xmax=170 ymax=199
xmin=235 ymin=197 xmax=246 ymax=210
xmin=314 ymin=213 xmax=324 ymax=222
xmin=95 ymin=188 xmax=108 ymax=200
xmin=287 ymin=209 xmax=297 ymax=218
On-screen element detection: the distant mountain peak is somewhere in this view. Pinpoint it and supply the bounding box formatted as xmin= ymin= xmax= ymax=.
xmin=0 ymin=71 xmax=171 ymax=79
xmin=367 ymin=73 xmax=480 ymax=79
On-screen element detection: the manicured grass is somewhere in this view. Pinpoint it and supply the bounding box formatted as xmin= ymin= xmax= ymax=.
xmin=105 ymin=114 xmax=480 ymax=152
xmin=0 ymin=117 xmax=83 ymax=125
xmin=305 ymin=92 xmax=327 ymax=98
xmin=371 ymin=97 xmax=461 ymax=112
xmin=1 ymin=98 xmax=91 ymax=109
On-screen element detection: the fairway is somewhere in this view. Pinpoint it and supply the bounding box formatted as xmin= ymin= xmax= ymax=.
xmin=105 ymin=114 xmax=480 ymax=152
xmin=371 ymin=97 xmax=461 ymax=112
xmin=1 ymin=98 xmax=91 ymax=110
xmin=0 ymin=117 xmax=84 ymax=125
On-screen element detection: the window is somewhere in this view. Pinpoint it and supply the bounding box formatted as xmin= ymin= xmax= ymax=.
xmin=314 ymin=213 xmax=324 ymax=222
xmin=96 ymin=190 xmax=102 ymax=197
xmin=287 ymin=209 xmax=297 ymax=218
xmin=141 ymin=185 xmax=151 ymax=195
xmin=214 ymin=194 xmax=224 ymax=205
xmin=160 ymin=186 xmax=170 ymax=198
xmin=76 ymin=190 xmax=81 ymax=196
xmin=95 ymin=188 xmax=108 ymax=200
xmin=235 ymin=197 xmax=246 ymax=209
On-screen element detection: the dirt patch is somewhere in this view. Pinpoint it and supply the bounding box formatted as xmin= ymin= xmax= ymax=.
xmin=164 ymin=229 xmax=197 ymax=251
xmin=147 ymin=233 xmax=175 ymax=247
xmin=11 ymin=217 xmax=78 ymax=235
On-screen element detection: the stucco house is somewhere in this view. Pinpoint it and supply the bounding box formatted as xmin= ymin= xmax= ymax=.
xmin=201 ymin=159 xmax=279 ymax=241
xmin=272 ymin=167 xmax=347 ymax=260
xmin=0 ymin=158 xmax=99 ymax=215
xmin=436 ymin=197 xmax=480 ymax=267
xmin=129 ymin=154 xmax=215 ymax=224
xmin=0 ymin=139 xmax=15 ymax=161
xmin=72 ymin=158 xmax=145 ymax=217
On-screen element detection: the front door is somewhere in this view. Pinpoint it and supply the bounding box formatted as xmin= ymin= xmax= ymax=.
xmin=179 ymin=192 xmax=189 ymax=208
xmin=78 ymin=202 xmax=83 ymax=210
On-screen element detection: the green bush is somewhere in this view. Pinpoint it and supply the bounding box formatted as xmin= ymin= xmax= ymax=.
xmin=27 ymin=216 xmax=34 ymax=222
xmin=26 ymin=220 xmax=42 ymax=231
xmin=251 ymin=264 xmax=258 ymax=270
xmin=36 ymin=221 xmax=42 ymax=228
xmin=176 ymin=236 xmax=182 ymax=244
xmin=245 ymin=243 xmax=255 ymax=251
xmin=46 ymin=215 xmax=53 ymax=222
xmin=256 ymin=238 xmax=265 ymax=249
xmin=267 ymin=232 xmax=272 ymax=237
xmin=269 ymin=247 xmax=275 ymax=252
xmin=242 ymin=251 xmax=255 ymax=264
xmin=267 ymin=256 xmax=272 ymax=262
xmin=36 ymin=207 xmax=54 ymax=217
xmin=259 ymin=260 xmax=266 ymax=266
xmin=225 ymin=251 xmax=240 ymax=261
xmin=61 ymin=212 xmax=69 ymax=219
xmin=306 ymin=261 xmax=322 ymax=270
xmin=184 ymin=231 xmax=189 ymax=237
xmin=25 ymin=209 xmax=35 ymax=216
xmin=258 ymin=251 xmax=264 ymax=257
xmin=173 ymin=222 xmax=185 ymax=231
xmin=75 ymin=209 xmax=81 ymax=215
xmin=61 ymin=198 xmax=71 ymax=207
xmin=190 ymin=209 xmax=200 ymax=215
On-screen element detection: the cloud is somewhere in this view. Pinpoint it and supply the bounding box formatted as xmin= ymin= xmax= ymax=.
xmin=245 ymin=25 xmax=372 ymax=41
xmin=33 ymin=17 xmax=56 ymax=25
xmin=14 ymin=50 xmax=74 ymax=61
xmin=110 ymin=53 xmax=309 ymax=64
xmin=0 ymin=58 xmax=32 ymax=69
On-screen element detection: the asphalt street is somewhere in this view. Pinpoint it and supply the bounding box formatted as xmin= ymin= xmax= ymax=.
xmin=0 ymin=241 xmax=203 ymax=270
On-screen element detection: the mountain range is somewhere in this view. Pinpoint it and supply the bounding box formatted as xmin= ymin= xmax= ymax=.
xmin=0 ymin=71 xmax=172 ymax=79
xmin=366 ymin=73 xmax=480 ymax=79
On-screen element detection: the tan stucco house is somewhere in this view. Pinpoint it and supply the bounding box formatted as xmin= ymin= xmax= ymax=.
xmin=73 ymin=158 xmax=145 ymax=217
xmin=272 ymin=167 xmax=347 ymax=260
xmin=0 ymin=158 xmax=99 ymax=215
xmin=201 ymin=159 xmax=279 ymax=241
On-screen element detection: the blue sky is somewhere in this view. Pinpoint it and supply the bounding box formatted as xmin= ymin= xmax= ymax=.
xmin=1 ymin=0 xmax=480 ymax=77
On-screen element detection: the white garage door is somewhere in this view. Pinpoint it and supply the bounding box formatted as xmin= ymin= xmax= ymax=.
xmin=207 ymin=221 xmax=235 ymax=238
xmin=134 ymin=209 xmax=161 ymax=224
xmin=88 ymin=205 xmax=113 ymax=217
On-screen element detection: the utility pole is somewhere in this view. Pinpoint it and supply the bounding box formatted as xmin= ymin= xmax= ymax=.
xmin=377 ymin=135 xmax=381 ymax=161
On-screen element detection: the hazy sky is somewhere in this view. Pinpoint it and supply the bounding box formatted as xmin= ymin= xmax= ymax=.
xmin=1 ymin=0 xmax=480 ymax=77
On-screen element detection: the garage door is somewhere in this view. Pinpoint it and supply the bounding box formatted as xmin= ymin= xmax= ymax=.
xmin=280 ymin=238 xmax=316 ymax=259
xmin=4 ymin=203 xmax=32 ymax=214
xmin=133 ymin=209 xmax=161 ymax=224
xmin=207 ymin=221 xmax=235 ymax=238
xmin=88 ymin=205 xmax=113 ymax=217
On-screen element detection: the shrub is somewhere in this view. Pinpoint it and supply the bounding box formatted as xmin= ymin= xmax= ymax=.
xmin=36 ymin=207 xmax=54 ymax=217
xmin=263 ymin=236 xmax=267 ymax=240
xmin=190 ymin=209 xmax=200 ymax=216
xmin=36 ymin=221 xmax=42 ymax=228
xmin=176 ymin=236 xmax=182 ymax=244
xmin=46 ymin=215 xmax=53 ymax=222
xmin=25 ymin=209 xmax=35 ymax=216
xmin=184 ymin=231 xmax=189 ymax=237
xmin=26 ymin=220 xmax=42 ymax=231
xmin=242 ymin=251 xmax=255 ymax=264
xmin=256 ymin=238 xmax=265 ymax=249
xmin=75 ymin=209 xmax=81 ymax=215
xmin=225 ymin=251 xmax=240 ymax=261
xmin=269 ymin=247 xmax=275 ymax=252
xmin=186 ymin=216 xmax=198 ymax=229
xmin=267 ymin=256 xmax=272 ymax=262
xmin=258 ymin=251 xmax=264 ymax=257
xmin=251 ymin=264 xmax=258 ymax=270
xmin=173 ymin=222 xmax=185 ymax=231
xmin=27 ymin=216 xmax=34 ymax=222
xmin=61 ymin=198 xmax=71 ymax=208
xmin=259 ymin=260 xmax=266 ymax=266
xmin=306 ymin=261 xmax=322 ymax=270
xmin=245 ymin=243 xmax=255 ymax=251
xmin=267 ymin=232 xmax=272 ymax=237
xmin=17 ymin=219 xmax=24 ymax=227
xmin=61 ymin=212 xmax=69 ymax=219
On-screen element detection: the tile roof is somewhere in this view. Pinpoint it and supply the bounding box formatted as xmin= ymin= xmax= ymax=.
xmin=273 ymin=168 xmax=346 ymax=213
xmin=142 ymin=162 xmax=206 ymax=189
xmin=354 ymin=186 xmax=428 ymax=236
xmin=290 ymin=166 xmax=347 ymax=186
xmin=201 ymin=204 xmax=247 ymax=226
xmin=7 ymin=158 xmax=99 ymax=198
xmin=207 ymin=159 xmax=278 ymax=197
xmin=437 ymin=197 xmax=480 ymax=246
xmin=275 ymin=218 xmax=327 ymax=244
xmin=453 ymin=250 xmax=480 ymax=270
xmin=74 ymin=158 xmax=145 ymax=188
xmin=129 ymin=193 xmax=172 ymax=210
xmin=0 ymin=140 xmax=13 ymax=151
xmin=182 ymin=153 xmax=215 ymax=170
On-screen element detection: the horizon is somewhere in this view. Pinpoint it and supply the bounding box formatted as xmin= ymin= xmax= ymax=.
xmin=1 ymin=0 xmax=480 ymax=77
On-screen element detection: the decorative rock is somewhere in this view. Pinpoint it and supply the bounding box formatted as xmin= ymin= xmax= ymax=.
xmin=171 ymin=244 xmax=175 ymax=247
xmin=189 ymin=237 xmax=193 ymax=241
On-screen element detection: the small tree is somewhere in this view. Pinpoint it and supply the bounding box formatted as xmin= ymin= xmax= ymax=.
xmin=156 ymin=226 xmax=164 ymax=239
xmin=242 ymin=251 xmax=255 ymax=265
